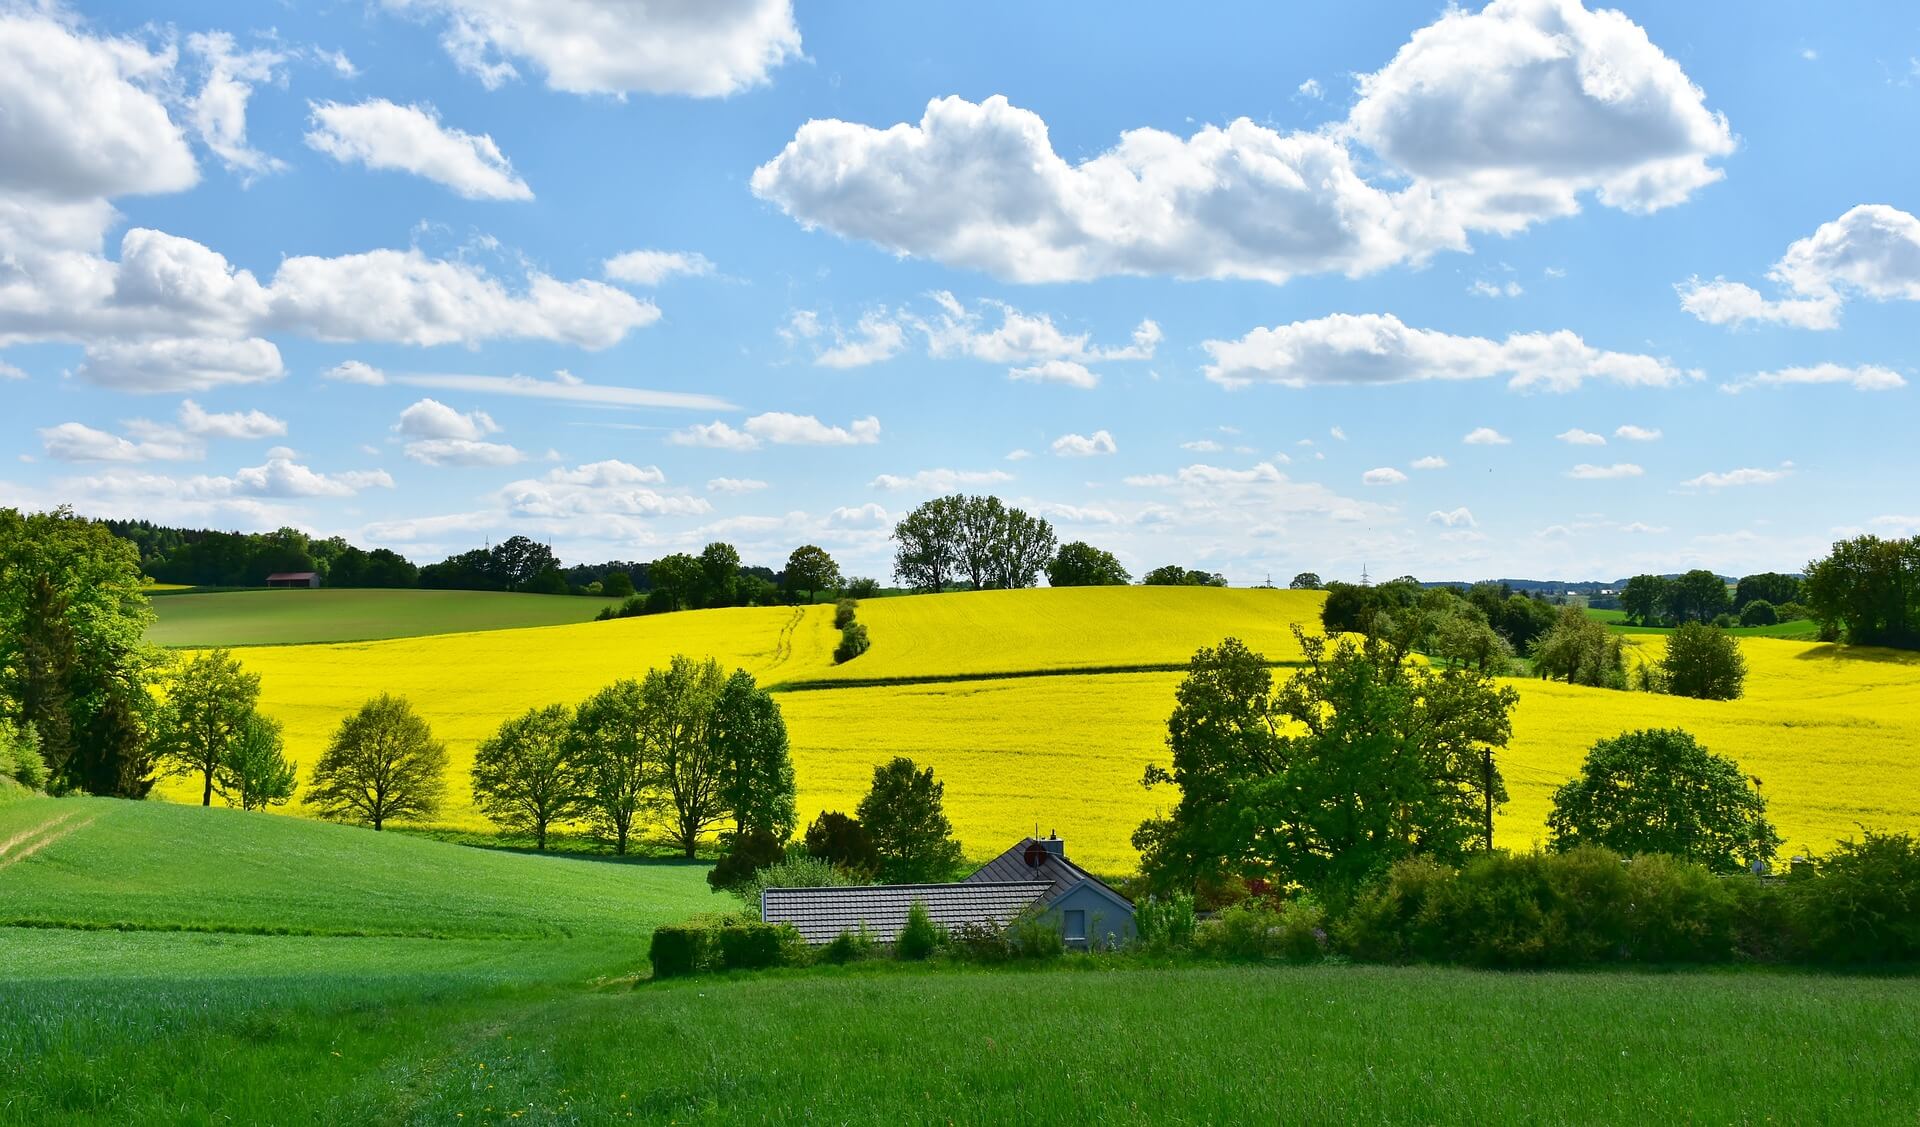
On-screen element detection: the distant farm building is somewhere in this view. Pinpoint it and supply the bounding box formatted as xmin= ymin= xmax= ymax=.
xmin=265 ymin=572 xmax=319 ymax=588
xmin=762 ymin=835 xmax=1135 ymax=949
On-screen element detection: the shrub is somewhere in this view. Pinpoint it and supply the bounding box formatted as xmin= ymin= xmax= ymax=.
xmin=1134 ymin=892 xmax=1197 ymax=952
xmin=833 ymin=599 xmax=858 ymax=630
xmin=1006 ymin=910 xmax=1065 ymax=959
xmin=1774 ymin=601 xmax=1810 ymax=623
xmin=1337 ymin=857 xmax=1457 ymax=963
xmin=1796 ymin=831 xmax=1920 ymax=963
xmin=834 ymin=623 xmax=870 ymax=664
xmin=1198 ymin=900 xmax=1322 ymax=962
xmin=0 ymin=719 xmax=47 ymax=790
xmin=595 ymin=593 xmax=652 ymax=621
xmin=735 ymin=853 xmax=854 ymax=917
xmin=1622 ymin=854 xmax=1736 ymax=962
xmin=1275 ymin=898 xmax=1328 ymax=963
xmin=648 ymin=925 xmax=709 ymax=979
xmin=843 ymin=577 xmax=882 ymax=598
xmin=1738 ymin=599 xmax=1778 ymax=627
xmin=1711 ymin=613 xmax=1736 ymax=629
xmin=895 ymin=900 xmax=941 ymax=961
xmin=1548 ymin=728 xmax=1779 ymax=872
xmin=947 ymin=921 xmax=1013 ymax=963
xmin=718 ymin=923 xmax=793 ymax=970
xmin=1726 ymin=874 xmax=1800 ymax=963
xmin=802 ymin=811 xmax=879 ymax=878
xmin=708 ymin=829 xmax=788 ymax=894
xmin=822 ymin=924 xmax=880 ymax=965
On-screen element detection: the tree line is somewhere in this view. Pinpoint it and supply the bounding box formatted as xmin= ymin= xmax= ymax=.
xmin=891 ymin=494 xmax=1231 ymax=593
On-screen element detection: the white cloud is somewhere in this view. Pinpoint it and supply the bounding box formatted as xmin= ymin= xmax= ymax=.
xmin=74 ymin=337 xmax=285 ymax=393
xmin=1329 ymin=426 xmax=1348 ymax=441
xmin=1680 ymin=205 xmax=1920 ymax=329
xmin=1567 ymin=463 xmax=1644 ymax=480
xmin=325 ymin=360 xmax=387 ymax=385
xmin=604 ymin=250 xmax=714 ymax=286
xmin=671 ymin=421 xmax=758 ymax=451
xmin=747 ymin=413 xmax=881 ymax=447
xmin=495 ymin=461 xmax=708 ymax=526
xmin=404 ymin=438 xmax=524 ymax=467
xmin=0 ymin=360 xmax=23 ymax=380
xmin=1464 ymin=427 xmax=1511 ymax=446
xmin=177 ymin=399 xmax=286 ymax=439
xmin=706 ymin=477 xmax=767 ymax=494
xmin=1051 ymin=430 xmax=1118 ymax=457
xmin=1411 ymin=455 xmax=1447 ymax=470
xmin=0 ymin=12 xmax=197 ymax=200
xmin=393 ymin=370 xmax=728 ymax=410
xmin=1010 ymin=359 xmax=1099 ymax=389
xmin=754 ymin=2 xmax=1729 ymax=285
xmin=1684 ymin=466 xmax=1791 ymax=488
xmin=827 ymin=503 xmax=891 ymax=526
xmin=870 ymin=468 xmax=1014 ymax=492
xmin=1362 ymin=466 xmax=1408 ymax=485
xmin=1182 ymin=439 xmax=1225 ymax=453
xmin=1428 ymin=507 xmax=1476 ymax=528
xmin=388 ymin=0 xmax=803 ymax=97
xmin=1005 ymin=449 xmax=1033 ymax=462
xmin=1557 ymin=428 xmax=1606 ymax=445
xmin=1469 ymin=280 xmax=1524 ymax=298
xmin=1620 ymin=521 xmax=1667 ymax=534
xmin=397 ymin=398 xmax=500 ymax=441
xmin=187 ymin=32 xmax=288 ymax=180
xmin=39 ymin=422 xmax=194 ymax=463
xmin=1721 ymin=363 xmax=1906 ymax=394
xmin=233 ymin=458 xmax=394 ymax=498
xmin=814 ymin=311 xmax=908 ymax=369
xmin=1296 ymin=78 xmax=1323 ymax=100
xmin=1614 ymin=424 xmax=1663 ymax=441
xmin=1203 ymin=313 xmax=1694 ymax=392
xmin=306 ymin=99 xmax=532 ymax=200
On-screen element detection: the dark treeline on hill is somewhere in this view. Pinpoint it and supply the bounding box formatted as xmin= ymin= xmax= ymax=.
xmin=107 ymin=521 xmax=419 ymax=588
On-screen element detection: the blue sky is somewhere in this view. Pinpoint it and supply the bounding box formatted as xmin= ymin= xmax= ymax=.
xmin=2 ymin=0 xmax=1917 ymax=583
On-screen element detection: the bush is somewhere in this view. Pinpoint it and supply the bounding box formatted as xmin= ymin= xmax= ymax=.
xmin=1337 ymin=857 xmax=1457 ymax=963
xmin=1774 ymin=601 xmax=1810 ymax=623
xmin=595 ymin=593 xmax=651 ymax=621
xmin=1005 ymin=910 xmax=1064 ymax=959
xmin=1548 ymin=728 xmax=1778 ymax=872
xmin=1795 ymin=830 xmax=1920 ymax=963
xmin=1660 ymin=622 xmax=1747 ymax=700
xmin=947 ymin=921 xmax=1013 ymax=963
xmin=1275 ymin=899 xmax=1328 ymax=963
xmin=735 ymin=853 xmax=854 ymax=916
xmin=708 ymin=829 xmax=788 ymax=894
xmin=648 ymin=925 xmax=710 ymax=979
xmin=843 ymin=577 xmax=882 ymax=598
xmin=833 ymin=599 xmax=858 ymax=630
xmin=1135 ymin=892 xmax=1197 ymax=952
xmin=1622 ymin=854 xmax=1736 ymax=962
xmin=1196 ymin=899 xmax=1323 ymax=962
xmin=1738 ymin=599 xmax=1778 ymax=627
xmin=802 ymin=811 xmax=879 ymax=879
xmin=0 ymin=719 xmax=47 ymax=790
xmin=895 ymin=899 xmax=941 ymax=961
xmin=718 ymin=923 xmax=794 ymax=970
xmin=834 ymin=623 xmax=870 ymax=664
xmin=822 ymin=924 xmax=880 ymax=965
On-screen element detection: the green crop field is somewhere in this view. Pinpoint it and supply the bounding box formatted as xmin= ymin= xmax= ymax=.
xmin=1584 ymin=606 xmax=1822 ymax=639
xmin=144 ymin=587 xmax=625 ymax=647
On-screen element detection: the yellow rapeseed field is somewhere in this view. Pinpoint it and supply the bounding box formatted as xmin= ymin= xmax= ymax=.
xmin=158 ymin=589 xmax=1920 ymax=874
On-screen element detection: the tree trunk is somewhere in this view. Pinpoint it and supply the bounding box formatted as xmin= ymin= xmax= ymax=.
xmin=202 ymin=768 xmax=213 ymax=806
xmin=536 ymin=822 xmax=547 ymax=850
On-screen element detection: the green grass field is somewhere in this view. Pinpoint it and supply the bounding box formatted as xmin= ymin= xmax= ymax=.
xmin=145 ymin=587 xmax=624 ymax=647
xmin=1585 ymin=606 xmax=1823 ymax=639
xmin=5 ymin=796 xmax=1919 ymax=1122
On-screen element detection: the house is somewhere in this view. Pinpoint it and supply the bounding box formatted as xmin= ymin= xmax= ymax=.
xmin=264 ymin=572 xmax=319 ymax=588
xmin=761 ymin=835 xmax=1136 ymax=949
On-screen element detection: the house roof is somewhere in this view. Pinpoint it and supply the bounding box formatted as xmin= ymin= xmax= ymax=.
xmin=762 ymin=881 xmax=1053 ymax=945
xmin=265 ymin=572 xmax=317 ymax=581
xmin=965 ymin=837 xmax=1133 ymax=909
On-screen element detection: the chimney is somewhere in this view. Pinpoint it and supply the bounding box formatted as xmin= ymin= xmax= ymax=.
xmin=1038 ymin=832 xmax=1064 ymax=858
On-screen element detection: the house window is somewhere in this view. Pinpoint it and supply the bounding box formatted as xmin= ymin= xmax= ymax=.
xmin=1063 ymin=909 xmax=1086 ymax=942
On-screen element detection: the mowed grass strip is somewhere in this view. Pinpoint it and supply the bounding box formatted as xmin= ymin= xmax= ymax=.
xmin=146 ymin=587 xmax=628 ymax=647
xmin=0 ymin=798 xmax=716 ymax=940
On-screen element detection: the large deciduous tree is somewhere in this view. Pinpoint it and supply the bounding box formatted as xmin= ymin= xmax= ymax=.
xmin=1663 ymin=569 xmax=1733 ymax=624
xmin=309 ymin=694 xmax=447 ymax=831
xmin=214 ymin=714 xmax=298 ymax=811
xmin=1547 ymin=728 xmax=1779 ymax=872
xmin=1734 ymin=572 xmax=1800 ymax=611
xmin=697 ymin=542 xmax=741 ymax=609
xmin=710 ymin=670 xmax=796 ymax=844
xmin=1619 ymin=574 xmax=1670 ymax=627
xmin=644 ymin=656 xmax=729 ymax=858
xmin=0 ymin=507 xmax=162 ymax=796
xmin=156 ymin=648 xmax=261 ymax=806
xmin=569 ymin=679 xmax=652 ymax=854
xmin=1530 ymin=607 xmax=1628 ymax=689
xmin=1804 ymin=534 xmax=1920 ymax=649
xmin=892 ymin=496 xmax=964 ymax=593
xmin=647 ymin=552 xmax=703 ymax=612
xmin=1659 ymin=622 xmax=1747 ymax=700
xmin=1135 ymin=630 xmax=1515 ymax=899
xmin=1047 ymin=542 xmax=1132 ymax=587
xmin=783 ymin=545 xmax=841 ymax=604
xmin=472 ymin=703 xmax=579 ymax=849
xmin=857 ymin=757 xmax=965 ymax=884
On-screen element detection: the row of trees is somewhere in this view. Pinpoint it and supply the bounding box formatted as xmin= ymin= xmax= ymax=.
xmin=892 ymin=495 xmax=1059 ymax=593
xmin=1135 ymin=629 xmax=1780 ymax=903
xmin=1804 ymin=534 xmax=1920 ymax=649
xmin=105 ymin=521 xmax=418 ymax=589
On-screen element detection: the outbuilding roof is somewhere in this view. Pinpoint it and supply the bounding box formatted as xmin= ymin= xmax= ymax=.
xmin=761 ymin=880 xmax=1053 ymax=945
xmin=265 ymin=572 xmax=318 ymax=581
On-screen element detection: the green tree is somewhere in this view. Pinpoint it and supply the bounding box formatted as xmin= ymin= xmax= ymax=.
xmin=309 ymin=694 xmax=447 ymax=831
xmin=1046 ymin=541 xmax=1131 ymax=587
xmin=1660 ymin=622 xmax=1747 ymax=700
xmin=472 ymin=703 xmax=579 ymax=849
xmin=856 ymin=757 xmax=965 ymax=883
xmin=0 ymin=507 xmax=162 ymax=796
xmin=892 ymin=496 xmax=964 ymax=593
xmin=993 ymin=506 xmax=1057 ymax=589
xmin=1734 ymin=572 xmax=1800 ymax=611
xmin=955 ymin=494 xmax=1009 ymax=590
xmin=0 ymin=718 xmax=48 ymax=790
xmin=1547 ymin=728 xmax=1780 ymax=872
xmin=1432 ymin=612 xmax=1514 ymax=674
xmin=1803 ymin=534 xmax=1920 ymax=649
xmin=521 ymin=565 xmax=569 ymax=596
xmin=645 ymin=656 xmax=728 ymax=858
xmin=1135 ymin=630 xmax=1515 ymax=899
xmin=1531 ymin=607 xmax=1627 ymax=689
xmin=648 ymin=553 xmax=702 ymax=612
xmin=569 ymin=679 xmax=652 ymax=854
xmin=1664 ymin=569 xmax=1733 ymax=624
xmin=214 ymin=714 xmax=297 ymax=811
xmin=783 ymin=545 xmax=841 ymax=604
xmin=155 ymin=648 xmax=261 ymax=806
xmin=1142 ymin=565 xmax=1228 ymax=587
xmin=1289 ymin=572 xmax=1323 ymax=590
xmin=711 ymin=670 xmax=796 ymax=842
xmin=1739 ymin=599 xmax=1778 ymax=627
xmin=601 ymin=569 xmax=636 ymax=599
xmin=697 ymin=542 xmax=741 ymax=608
xmin=804 ymin=810 xmax=879 ymax=878
xmin=1619 ymin=574 xmax=1670 ymax=626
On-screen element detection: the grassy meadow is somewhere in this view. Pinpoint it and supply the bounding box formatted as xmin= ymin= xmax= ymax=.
xmin=1586 ymin=606 xmax=1822 ymax=639
xmin=144 ymin=586 xmax=1920 ymax=873
xmin=145 ymin=587 xmax=625 ymax=647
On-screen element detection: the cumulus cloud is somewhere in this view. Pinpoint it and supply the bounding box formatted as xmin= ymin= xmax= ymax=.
xmin=1411 ymin=455 xmax=1447 ymax=470
xmin=1614 ymin=424 xmax=1663 ymax=441
xmin=753 ymin=2 xmax=1730 ymax=285
xmin=404 ymin=439 xmax=524 ymax=467
xmin=495 ymin=461 xmax=708 ymax=528
xmin=325 ymin=360 xmax=386 ymax=385
xmin=1680 ymin=205 xmax=1920 ymax=328
xmin=234 ymin=458 xmax=394 ymax=498
xmin=1202 ymin=313 xmax=1694 ymax=392
xmin=73 ymin=337 xmax=285 ymax=392
xmin=671 ymin=421 xmax=758 ymax=451
xmin=397 ymin=398 xmax=500 ymax=441
xmin=1011 ymin=360 xmax=1099 ymax=389
xmin=870 ymin=468 xmax=1014 ymax=491
xmin=1720 ymin=363 xmax=1906 ymax=394
xmin=604 ymin=250 xmax=714 ymax=286
xmin=187 ymin=32 xmax=288 ymax=180
xmin=1051 ymin=430 xmax=1118 ymax=457
xmin=39 ymin=422 xmax=195 ymax=463
xmin=812 ymin=311 xmax=909 ymax=369
xmin=1684 ymin=466 xmax=1791 ymax=488
xmin=306 ymin=99 xmax=532 ymax=200
xmin=706 ymin=477 xmax=767 ymax=494
xmin=0 ymin=360 xmax=25 ymax=380
xmin=1464 ymin=427 xmax=1512 ymax=446
xmin=1557 ymin=428 xmax=1606 ymax=445
xmin=1428 ymin=507 xmax=1476 ymax=528
xmin=671 ymin=413 xmax=881 ymax=451
xmin=1362 ymin=467 xmax=1408 ymax=485
xmin=1567 ymin=463 xmax=1644 ymax=479
xmin=387 ymin=0 xmax=803 ymax=96
xmin=177 ymin=400 xmax=286 ymax=439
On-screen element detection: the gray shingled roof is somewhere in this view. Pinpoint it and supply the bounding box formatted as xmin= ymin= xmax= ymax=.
xmin=762 ymin=881 xmax=1052 ymax=945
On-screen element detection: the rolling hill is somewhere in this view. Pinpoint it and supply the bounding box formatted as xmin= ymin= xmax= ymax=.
xmin=145 ymin=587 xmax=626 ymax=647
